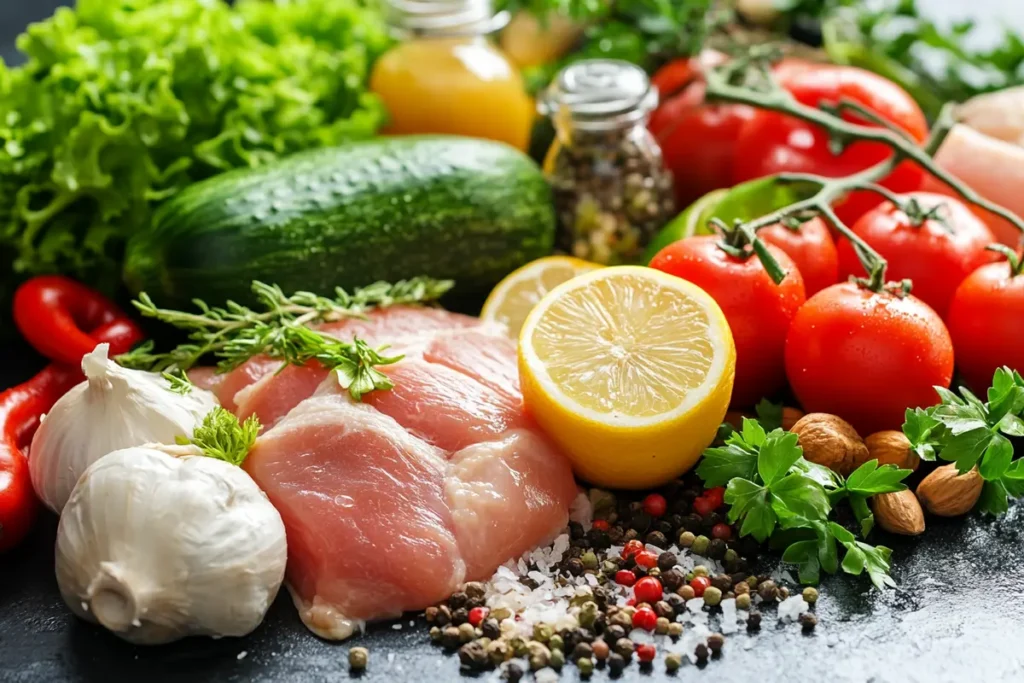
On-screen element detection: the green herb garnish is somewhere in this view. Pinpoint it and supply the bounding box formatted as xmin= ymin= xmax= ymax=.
xmin=698 ymin=418 xmax=911 ymax=589
xmin=117 ymin=277 xmax=451 ymax=401
xmin=902 ymin=367 xmax=1024 ymax=515
xmin=178 ymin=407 xmax=260 ymax=467
xmin=162 ymin=369 xmax=194 ymax=396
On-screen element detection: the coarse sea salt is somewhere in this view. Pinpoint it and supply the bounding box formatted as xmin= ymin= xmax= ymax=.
xmin=720 ymin=597 xmax=738 ymax=634
xmin=777 ymin=595 xmax=809 ymax=623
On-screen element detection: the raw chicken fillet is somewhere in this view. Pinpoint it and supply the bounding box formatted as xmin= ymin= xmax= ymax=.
xmin=223 ymin=307 xmax=576 ymax=639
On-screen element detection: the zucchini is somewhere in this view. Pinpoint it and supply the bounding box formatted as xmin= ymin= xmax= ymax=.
xmin=124 ymin=136 xmax=555 ymax=307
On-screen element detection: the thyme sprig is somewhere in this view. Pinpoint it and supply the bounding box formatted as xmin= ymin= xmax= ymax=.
xmin=117 ymin=277 xmax=452 ymax=400
xmin=700 ymin=48 xmax=1024 ymax=290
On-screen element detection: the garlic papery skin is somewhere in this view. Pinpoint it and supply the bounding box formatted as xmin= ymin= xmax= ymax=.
xmin=29 ymin=344 xmax=218 ymax=514
xmin=55 ymin=444 xmax=287 ymax=645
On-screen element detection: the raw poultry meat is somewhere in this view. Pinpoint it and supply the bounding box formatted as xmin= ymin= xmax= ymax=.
xmin=224 ymin=307 xmax=577 ymax=640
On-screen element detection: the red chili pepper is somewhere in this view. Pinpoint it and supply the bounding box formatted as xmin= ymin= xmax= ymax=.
xmin=0 ymin=318 xmax=143 ymax=553
xmin=13 ymin=276 xmax=129 ymax=367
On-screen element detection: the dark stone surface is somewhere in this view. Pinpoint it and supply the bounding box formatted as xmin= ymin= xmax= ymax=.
xmin=2 ymin=343 xmax=1024 ymax=683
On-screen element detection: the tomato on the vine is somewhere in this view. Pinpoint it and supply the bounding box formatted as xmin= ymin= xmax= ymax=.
xmin=947 ymin=249 xmax=1024 ymax=392
xmin=732 ymin=65 xmax=929 ymax=226
xmin=785 ymin=281 xmax=954 ymax=435
xmin=649 ymin=51 xmax=756 ymax=208
xmin=836 ymin=192 xmax=997 ymax=318
xmin=650 ymin=235 xmax=806 ymax=408
xmin=758 ymin=216 xmax=839 ymax=295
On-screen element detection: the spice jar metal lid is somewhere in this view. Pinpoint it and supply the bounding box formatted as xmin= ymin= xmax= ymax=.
xmin=540 ymin=59 xmax=659 ymax=131
xmin=385 ymin=0 xmax=509 ymax=37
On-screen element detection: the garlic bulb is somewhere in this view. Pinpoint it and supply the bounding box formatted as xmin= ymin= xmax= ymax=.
xmin=55 ymin=444 xmax=287 ymax=645
xmin=29 ymin=344 xmax=218 ymax=513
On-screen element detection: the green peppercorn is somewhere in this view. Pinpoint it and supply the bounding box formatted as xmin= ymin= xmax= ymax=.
xmin=655 ymin=617 xmax=670 ymax=635
xmin=668 ymin=622 xmax=684 ymax=638
xmin=491 ymin=607 xmax=512 ymax=622
xmin=610 ymin=610 xmax=633 ymax=630
xmin=665 ymin=652 xmax=683 ymax=672
xmin=528 ymin=642 xmax=551 ymax=670
xmin=691 ymin=565 xmax=710 ymax=578
xmin=457 ymin=622 xmax=475 ymax=643
xmin=736 ymin=593 xmax=752 ymax=610
xmin=509 ymin=636 xmax=528 ymax=657
xmin=723 ymin=548 xmax=739 ymax=566
xmin=691 ymin=534 xmax=710 ymax=556
xmin=679 ymin=531 xmax=695 ymax=547
xmin=442 ymin=626 xmax=461 ymax=649
xmin=803 ymin=586 xmax=819 ymax=604
xmin=578 ymin=657 xmax=595 ymax=677
xmin=550 ymin=649 xmax=566 ymax=669
xmin=548 ymin=634 xmax=564 ymax=652
xmin=488 ymin=639 xmax=509 ymax=665
xmin=348 ymin=647 xmax=369 ymax=670
xmin=703 ymin=586 xmax=723 ymax=606
xmin=581 ymin=550 xmax=599 ymax=570
xmin=533 ymin=623 xmax=554 ymax=643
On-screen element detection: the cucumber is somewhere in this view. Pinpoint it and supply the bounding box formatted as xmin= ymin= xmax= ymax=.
xmin=124 ymin=136 xmax=555 ymax=307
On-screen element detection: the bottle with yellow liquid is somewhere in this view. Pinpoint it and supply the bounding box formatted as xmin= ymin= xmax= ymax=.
xmin=371 ymin=0 xmax=533 ymax=151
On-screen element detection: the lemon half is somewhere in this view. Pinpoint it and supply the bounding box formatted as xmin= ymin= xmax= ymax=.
xmin=481 ymin=256 xmax=600 ymax=339
xmin=518 ymin=266 xmax=736 ymax=489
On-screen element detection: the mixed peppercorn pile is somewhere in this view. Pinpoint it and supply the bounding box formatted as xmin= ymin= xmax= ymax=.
xmin=348 ymin=476 xmax=822 ymax=677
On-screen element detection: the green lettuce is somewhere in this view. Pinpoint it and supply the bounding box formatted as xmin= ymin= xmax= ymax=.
xmin=0 ymin=0 xmax=391 ymax=324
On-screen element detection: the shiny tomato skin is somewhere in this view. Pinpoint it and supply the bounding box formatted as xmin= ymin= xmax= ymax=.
xmin=785 ymin=282 xmax=954 ymax=435
xmin=947 ymin=261 xmax=1024 ymax=392
xmin=836 ymin=193 xmax=997 ymax=319
xmin=650 ymin=236 xmax=806 ymax=408
xmin=759 ymin=217 xmax=839 ymax=295
xmin=733 ymin=65 xmax=929 ymax=226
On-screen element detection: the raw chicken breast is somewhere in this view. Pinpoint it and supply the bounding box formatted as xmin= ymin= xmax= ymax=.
xmin=243 ymin=308 xmax=576 ymax=640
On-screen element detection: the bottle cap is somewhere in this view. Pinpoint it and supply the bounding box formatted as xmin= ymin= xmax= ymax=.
xmin=540 ymin=59 xmax=659 ymax=130
xmin=386 ymin=0 xmax=508 ymax=36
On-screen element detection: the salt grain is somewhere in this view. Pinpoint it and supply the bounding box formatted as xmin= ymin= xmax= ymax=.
xmin=777 ymin=595 xmax=809 ymax=623
xmin=686 ymin=597 xmax=705 ymax=613
xmin=236 ymin=651 xmax=247 ymax=660
xmin=720 ymin=598 xmax=738 ymax=634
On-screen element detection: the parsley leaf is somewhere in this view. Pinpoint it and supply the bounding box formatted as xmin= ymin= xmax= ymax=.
xmin=940 ymin=427 xmax=993 ymax=474
xmin=977 ymin=480 xmax=1010 ymax=516
xmin=725 ymin=478 xmax=776 ymax=542
xmin=696 ymin=444 xmax=758 ymax=488
xmin=758 ymin=430 xmax=803 ymax=486
xmin=771 ymin=473 xmax=831 ymax=523
xmin=755 ymin=399 xmax=784 ymax=431
xmin=902 ymin=407 xmax=944 ymax=461
xmin=845 ymin=459 xmax=913 ymax=496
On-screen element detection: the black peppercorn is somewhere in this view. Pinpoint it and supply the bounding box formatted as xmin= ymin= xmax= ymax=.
xmin=631 ymin=512 xmax=652 ymax=532
xmin=682 ymin=513 xmax=703 ymax=532
xmin=586 ymin=528 xmax=611 ymax=550
xmin=707 ymin=633 xmax=725 ymax=655
xmin=448 ymin=591 xmax=468 ymax=609
xmin=661 ymin=568 xmax=685 ymax=591
xmin=747 ymin=611 xmax=762 ymax=631
xmin=566 ymin=558 xmax=585 ymax=576
xmin=505 ymin=662 xmax=524 ymax=683
xmin=435 ymin=604 xmax=452 ymax=626
xmin=459 ymin=641 xmax=489 ymax=670
xmin=800 ymin=612 xmax=818 ymax=631
xmin=569 ymin=521 xmax=585 ymax=539
xmin=657 ymin=551 xmax=677 ymax=572
xmin=481 ymin=618 xmax=500 ymax=640
xmin=451 ymin=607 xmax=468 ymax=626
xmin=694 ymin=643 xmax=709 ymax=662
xmin=608 ymin=653 xmax=626 ymax=676
xmin=653 ymin=600 xmax=674 ymax=620
xmin=707 ymin=538 xmax=728 ymax=560
xmin=711 ymin=573 xmax=732 ymax=592
xmin=645 ymin=530 xmax=667 ymax=547
xmin=655 ymin=519 xmax=674 ymax=537
xmin=665 ymin=592 xmax=686 ymax=611
xmin=606 ymin=624 xmax=626 ymax=642
xmin=573 ymin=642 xmax=593 ymax=660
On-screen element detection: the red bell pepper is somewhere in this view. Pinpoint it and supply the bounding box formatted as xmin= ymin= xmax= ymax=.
xmin=0 ymin=317 xmax=143 ymax=552
xmin=13 ymin=276 xmax=130 ymax=367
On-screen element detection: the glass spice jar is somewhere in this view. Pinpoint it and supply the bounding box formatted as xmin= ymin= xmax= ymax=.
xmin=539 ymin=60 xmax=676 ymax=264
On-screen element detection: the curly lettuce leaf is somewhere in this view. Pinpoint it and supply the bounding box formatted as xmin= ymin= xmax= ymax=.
xmin=0 ymin=0 xmax=391 ymax=318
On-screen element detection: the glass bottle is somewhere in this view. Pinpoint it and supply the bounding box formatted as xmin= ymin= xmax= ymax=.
xmin=540 ymin=60 xmax=676 ymax=264
xmin=370 ymin=0 xmax=534 ymax=151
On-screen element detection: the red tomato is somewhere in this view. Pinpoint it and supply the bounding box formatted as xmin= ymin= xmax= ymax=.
xmin=836 ymin=192 xmax=997 ymax=318
xmin=759 ymin=217 xmax=839 ymax=295
xmin=947 ymin=257 xmax=1024 ymax=392
xmin=785 ymin=282 xmax=954 ymax=435
xmin=650 ymin=236 xmax=807 ymax=408
xmin=733 ymin=65 xmax=929 ymax=226
xmin=650 ymin=51 xmax=756 ymax=208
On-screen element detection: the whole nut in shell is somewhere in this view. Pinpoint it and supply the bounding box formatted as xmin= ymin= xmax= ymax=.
xmin=916 ymin=464 xmax=983 ymax=516
xmin=790 ymin=413 xmax=868 ymax=476
xmin=871 ymin=490 xmax=925 ymax=535
xmin=865 ymin=431 xmax=919 ymax=471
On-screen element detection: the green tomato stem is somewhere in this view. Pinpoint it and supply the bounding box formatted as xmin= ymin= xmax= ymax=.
xmin=987 ymin=244 xmax=1024 ymax=276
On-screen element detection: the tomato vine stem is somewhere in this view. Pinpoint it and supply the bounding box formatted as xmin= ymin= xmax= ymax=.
xmin=702 ymin=54 xmax=1024 ymax=292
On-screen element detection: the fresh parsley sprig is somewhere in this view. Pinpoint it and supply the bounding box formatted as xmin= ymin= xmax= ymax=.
xmin=117 ymin=277 xmax=451 ymax=400
xmin=902 ymin=367 xmax=1024 ymax=515
xmin=698 ymin=418 xmax=911 ymax=589
xmin=178 ymin=407 xmax=260 ymax=467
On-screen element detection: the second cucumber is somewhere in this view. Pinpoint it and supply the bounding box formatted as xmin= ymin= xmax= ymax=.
xmin=124 ymin=136 xmax=556 ymax=307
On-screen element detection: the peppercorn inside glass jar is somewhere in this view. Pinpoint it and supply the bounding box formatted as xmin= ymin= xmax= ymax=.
xmin=540 ymin=60 xmax=676 ymax=264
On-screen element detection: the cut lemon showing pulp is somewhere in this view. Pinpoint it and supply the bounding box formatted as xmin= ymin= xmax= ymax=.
xmin=519 ymin=266 xmax=736 ymax=489
xmin=481 ymin=256 xmax=601 ymax=339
